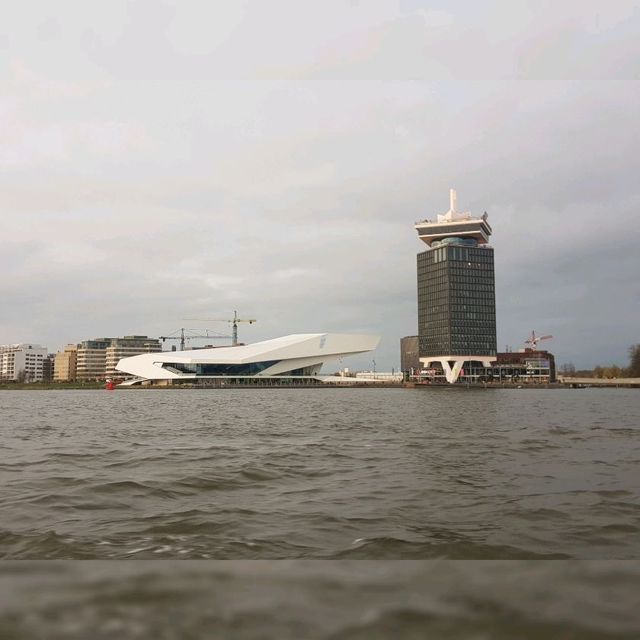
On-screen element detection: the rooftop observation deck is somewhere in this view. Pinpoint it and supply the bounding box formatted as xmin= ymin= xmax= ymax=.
xmin=415 ymin=189 xmax=492 ymax=247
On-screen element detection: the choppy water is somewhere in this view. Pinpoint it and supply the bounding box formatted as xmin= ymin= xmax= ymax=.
xmin=1 ymin=388 xmax=639 ymax=560
xmin=1 ymin=561 xmax=639 ymax=639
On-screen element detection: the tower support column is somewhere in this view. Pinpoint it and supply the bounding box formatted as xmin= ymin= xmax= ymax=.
xmin=421 ymin=356 xmax=495 ymax=384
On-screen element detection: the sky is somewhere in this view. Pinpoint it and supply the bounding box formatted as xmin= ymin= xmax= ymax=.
xmin=1 ymin=0 xmax=639 ymax=371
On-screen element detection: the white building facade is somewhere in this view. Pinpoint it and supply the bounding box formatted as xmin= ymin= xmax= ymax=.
xmin=0 ymin=344 xmax=48 ymax=382
xmin=116 ymin=333 xmax=380 ymax=385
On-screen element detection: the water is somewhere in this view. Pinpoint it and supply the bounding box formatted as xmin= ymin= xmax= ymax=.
xmin=1 ymin=561 xmax=639 ymax=639
xmin=1 ymin=388 xmax=639 ymax=560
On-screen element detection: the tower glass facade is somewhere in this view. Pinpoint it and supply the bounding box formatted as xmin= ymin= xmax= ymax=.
xmin=417 ymin=243 xmax=496 ymax=358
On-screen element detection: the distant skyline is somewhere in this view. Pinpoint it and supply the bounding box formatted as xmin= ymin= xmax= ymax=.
xmin=1 ymin=1 xmax=639 ymax=370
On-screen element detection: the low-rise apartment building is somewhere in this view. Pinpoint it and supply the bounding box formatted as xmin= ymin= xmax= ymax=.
xmin=76 ymin=336 xmax=162 ymax=381
xmin=0 ymin=344 xmax=48 ymax=382
xmin=54 ymin=345 xmax=78 ymax=382
xmin=105 ymin=336 xmax=162 ymax=379
xmin=76 ymin=339 xmax=111 ymax=381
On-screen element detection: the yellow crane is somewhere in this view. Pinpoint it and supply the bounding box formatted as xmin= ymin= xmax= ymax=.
xmin=183 ymin=311 xmax=257 ymax=346
xmin=158 ymin=328 xmax=232 ymax=351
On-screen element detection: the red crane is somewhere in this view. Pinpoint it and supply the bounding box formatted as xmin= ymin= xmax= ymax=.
xmin=525 ymin=330 xmax=553 ymax=350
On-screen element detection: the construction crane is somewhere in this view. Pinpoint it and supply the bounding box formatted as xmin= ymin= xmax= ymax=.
xmin=158 ymin=328 xmax=232 ymax=351
xmin=183 ymin=310 xmax=257 ymax=346
xmin=525 ymin=330 xmax=553 ymax=350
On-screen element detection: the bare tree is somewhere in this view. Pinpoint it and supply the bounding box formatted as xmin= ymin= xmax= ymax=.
xmin=560 ymin=363 xmax=575 ymax=375
xmin=628 ymin=344 xmax=640 ymax=377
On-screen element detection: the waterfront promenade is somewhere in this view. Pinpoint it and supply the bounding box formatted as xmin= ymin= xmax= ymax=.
xmin=558 ymin=377 xmax=640 ymax=388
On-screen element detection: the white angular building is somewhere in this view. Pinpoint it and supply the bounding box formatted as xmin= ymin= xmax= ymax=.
xmin=0 ymin=344 xmax=48 ymax=382
xmin=116 ymin=333 xmax=379 ymax=385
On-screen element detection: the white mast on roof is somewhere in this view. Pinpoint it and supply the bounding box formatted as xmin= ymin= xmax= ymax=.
xmin=438 ymin=188 xmax=471 ymax=222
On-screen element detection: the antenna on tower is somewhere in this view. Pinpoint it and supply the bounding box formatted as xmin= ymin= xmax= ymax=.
xmin=450 ymin=188 xmax=457 ymax=213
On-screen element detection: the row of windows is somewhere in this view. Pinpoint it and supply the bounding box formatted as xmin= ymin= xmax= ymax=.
xmin=451 ymin=289 xmax=495 ymax=298
xmin=419 ymin=275 xmax=495 ymax=288
xmin=420 ymin=321 xmax=495 ymax=337
xmin=419 ymin=305 xmax=496 ymax=315
xmin=421 ymin=322 xmax=496 ymax=333
xmin=449 ymin=255 xmax=493 ymax=265
xmin=420 ymin=345 xmax=497 ymax=357
xmin=449 ymin=276 xmax=494 ymax=285
xmin=418 ymin=289 xmax=495 ymax=300
xmin=166 ymin=360 xmax=280 ymax=376
xmin=419 ymin=277 xmax=495 ymax=289
xmin=419 ymin=309 xmax=495 ymax=319
xmin=450 ymin=267 xmax=493 ymax=276
xmin=420 ymin=262 xmax=494 ymax=274
xmin=421 ymin=320 xmax=497 ymax=330
xmin=421 ymin=329 xmax=497 ymax=339
xmin=449 ymin=315 xmax=495 ymax=322
xmin=418 ymin=298 xmax=495 ymax=310
xmin=449 ymin=307 xmax=495 ymax=313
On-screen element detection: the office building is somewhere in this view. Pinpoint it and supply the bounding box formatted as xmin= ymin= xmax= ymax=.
xmin=414 ymin=189 xmax=497 ymax=382
xmin=42 ymin=354 xmax=55 ymax=383
xmin=54 ymin=345 xmax=78 ymax=382
xmin=400 ymin=335 xmax=420 ymax=374
xmin=0 ymin=344 xmax=48 ymax=382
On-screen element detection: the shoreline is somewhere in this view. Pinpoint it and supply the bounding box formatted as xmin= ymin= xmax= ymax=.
xmin=2 ymin=382 xmax=634 ymax=390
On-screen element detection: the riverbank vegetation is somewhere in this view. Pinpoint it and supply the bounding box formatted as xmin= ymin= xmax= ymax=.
xmin=560 ymin=344 xmax=640 ymax=378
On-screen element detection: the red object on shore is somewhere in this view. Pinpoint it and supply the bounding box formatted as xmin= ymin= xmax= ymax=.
xmin=105 ymin=380 xmax=115 ymax=391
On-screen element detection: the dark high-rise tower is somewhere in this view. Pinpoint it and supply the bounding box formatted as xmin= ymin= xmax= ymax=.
xmin=414 ymin=189 xmax=497 ymax=382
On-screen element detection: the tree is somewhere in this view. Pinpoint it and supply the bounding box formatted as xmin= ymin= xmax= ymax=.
xmin=628 ymin=344 xmax=640 ymax=377
xmin=602 ymin=365 xmax=623 ymax=379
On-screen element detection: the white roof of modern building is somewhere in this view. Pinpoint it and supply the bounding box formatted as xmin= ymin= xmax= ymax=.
xmin=116 ymin=333 xmax=380 ymax=381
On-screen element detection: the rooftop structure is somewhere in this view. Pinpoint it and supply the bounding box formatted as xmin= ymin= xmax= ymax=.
xmin=415 ymin=189 xmax=492 ymax=247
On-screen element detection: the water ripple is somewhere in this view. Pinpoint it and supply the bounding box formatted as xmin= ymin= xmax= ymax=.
xmin=0 ymin=388 xmax=639 ymax=559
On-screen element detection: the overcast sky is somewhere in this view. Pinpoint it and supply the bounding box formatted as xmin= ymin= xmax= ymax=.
xmin=1 ymin=0 xmax=639 ymax=370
